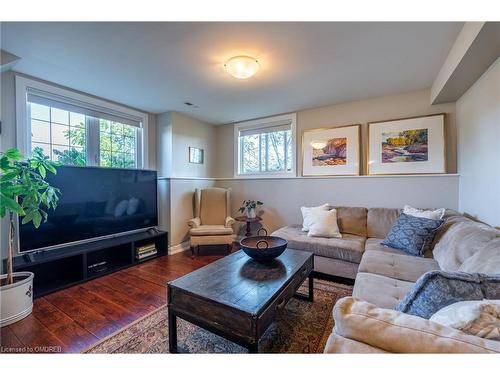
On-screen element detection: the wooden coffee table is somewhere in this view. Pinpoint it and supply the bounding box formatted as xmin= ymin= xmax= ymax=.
xmin=167 ymin=249 xmax=314 ymax=353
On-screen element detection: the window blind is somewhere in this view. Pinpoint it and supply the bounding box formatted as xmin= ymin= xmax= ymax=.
xmin=27 ymin=89 xmax=143 ymax=128
xmin=238 ymin=120 xmax=291 ymax=137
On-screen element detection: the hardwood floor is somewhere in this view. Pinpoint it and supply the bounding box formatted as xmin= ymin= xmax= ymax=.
xmin=1 ymin=250 xmax=225 ymax=353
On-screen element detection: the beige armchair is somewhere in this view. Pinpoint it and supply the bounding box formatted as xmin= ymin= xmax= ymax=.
xmin=188 ymin=187 xmax=235 ymax=255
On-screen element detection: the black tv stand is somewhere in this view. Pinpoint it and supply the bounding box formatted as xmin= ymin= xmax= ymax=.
xmin=8 ymin=230 xmax=168 ymax=298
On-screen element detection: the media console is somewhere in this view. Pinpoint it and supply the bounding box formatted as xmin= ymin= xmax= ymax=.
xmin=8 ymin=229 xmax=168 ymax=298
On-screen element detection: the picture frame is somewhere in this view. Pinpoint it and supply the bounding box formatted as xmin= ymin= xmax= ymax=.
xmin=302 ymin=124 xmax=360 ymax=176
xmin=367 ymin=113 xmax=446 ymax=175
xmin=189 ymin=147 xmax=204 ymax=164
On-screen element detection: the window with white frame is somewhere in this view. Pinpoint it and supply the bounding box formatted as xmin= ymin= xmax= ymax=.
xmin=235 ymin=113 xmax=296 ymax=177
xmin=16 ymin=76 xmax=148 ymax=169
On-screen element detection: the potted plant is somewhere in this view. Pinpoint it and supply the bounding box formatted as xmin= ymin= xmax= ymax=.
xmin=0 ymin=147 xmax=60 ymax=327
xmin=239 ymin=200 xmax=263 ymax=219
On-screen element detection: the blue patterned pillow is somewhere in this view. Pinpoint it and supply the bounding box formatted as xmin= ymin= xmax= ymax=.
xmin=382 ymin=213 xmax=444 ymax=256
xmin=395 ymin=271 xmax=500 ymax=319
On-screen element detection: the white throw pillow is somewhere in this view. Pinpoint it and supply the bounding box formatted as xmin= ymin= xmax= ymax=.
xmin=403 ymin=205 xmax=445 ymax=220
xmin=307 ymin=209 xmax=342 ymax=238
xmin=301 ymin=204 xmax=329 ymax=231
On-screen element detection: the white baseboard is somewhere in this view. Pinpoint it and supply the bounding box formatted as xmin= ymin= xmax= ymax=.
xmin=168 ymin=241 xmax=190 ymax=255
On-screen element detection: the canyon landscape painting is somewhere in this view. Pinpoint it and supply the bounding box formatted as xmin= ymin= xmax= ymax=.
xmin=381 ymin=128 xmax=428 ymax=163
xmin=312 ymin=138 xmax=347 ymax=166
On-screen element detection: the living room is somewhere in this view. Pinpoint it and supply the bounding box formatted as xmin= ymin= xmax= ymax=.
xmin=1 ymin=1 xmax=500 ymax=373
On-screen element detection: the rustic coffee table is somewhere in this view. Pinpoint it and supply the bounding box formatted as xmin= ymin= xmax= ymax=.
xmin=167 ymin=249 xmax=314 ymax=353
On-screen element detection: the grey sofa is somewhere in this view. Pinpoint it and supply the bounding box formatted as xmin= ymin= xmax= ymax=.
xmin=272 ymin=206 xmax=500 ymax=352
xmin=272 ymin=206 xmax=458 ymax=279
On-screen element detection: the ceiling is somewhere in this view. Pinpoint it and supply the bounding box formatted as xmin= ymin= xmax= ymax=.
xmin=1 ymin=22 xmax=463 ymax=124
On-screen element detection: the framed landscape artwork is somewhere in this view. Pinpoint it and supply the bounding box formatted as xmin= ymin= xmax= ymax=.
xmin=368 ymin=114 xmax=445 ymax=175
xmin=302 ymin=124 xmax=360 ymax=176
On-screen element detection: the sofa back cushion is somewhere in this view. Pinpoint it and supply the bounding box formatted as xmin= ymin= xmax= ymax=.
xmin=367 ymin=208 xmax=400 ymax=238
xmin=459 ymin=237 xmax=500 ymax=275
xmin=433 ymin=221 xmax=499 ymax=272
xmin=335 ymin=207 xmax=368 ymax=237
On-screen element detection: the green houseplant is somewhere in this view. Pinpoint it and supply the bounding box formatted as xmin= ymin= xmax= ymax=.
xmin=239 ymin=200 xmax=263 ymax=219
xmin=0 ymin=147 xmax=60 ymax=327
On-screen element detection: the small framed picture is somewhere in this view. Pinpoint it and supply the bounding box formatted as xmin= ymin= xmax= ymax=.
xmin=368 ymin=113 xmax=446 ymax=175
xmin=302 ymin=124 xmax=360 ymax=176
xmin=189 ymin=147 xmax=204 ymax=164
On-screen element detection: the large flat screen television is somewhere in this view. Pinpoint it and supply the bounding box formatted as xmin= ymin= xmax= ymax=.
xmin=18 ymin=166 xmax=158 ymax=253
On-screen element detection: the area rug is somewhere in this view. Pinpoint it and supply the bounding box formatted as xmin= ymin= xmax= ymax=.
xmin=84 ymin=279 xmax=353 ymax=354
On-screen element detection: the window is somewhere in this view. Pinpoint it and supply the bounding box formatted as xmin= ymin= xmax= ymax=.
xmin=16 ymin=76 xmax=148 ymax=169
xmin=234 ymin=113 xmax=296 ymax=177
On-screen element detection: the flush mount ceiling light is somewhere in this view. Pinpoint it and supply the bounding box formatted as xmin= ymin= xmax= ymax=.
xmin=224 ymin=55 xmax=260 ymax=79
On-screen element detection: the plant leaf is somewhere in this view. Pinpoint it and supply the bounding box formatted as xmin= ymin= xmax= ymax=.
xmin=4 ymin=148 xmax=23 ymax=160
xmin=0 ymin=194 xmax=25 ymax=216
xmin=32 ymin=210 xmax=42 ymax=228
xmin=38 ymin=164 xmax=46 ymax=178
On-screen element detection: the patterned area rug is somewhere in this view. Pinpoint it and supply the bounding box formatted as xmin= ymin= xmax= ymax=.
xmin=84 ymin=279 xmax=353 ymax=354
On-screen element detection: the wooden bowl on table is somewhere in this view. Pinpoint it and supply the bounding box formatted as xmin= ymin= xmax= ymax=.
xmin=239 ymin=228 xmax=288 ymax=263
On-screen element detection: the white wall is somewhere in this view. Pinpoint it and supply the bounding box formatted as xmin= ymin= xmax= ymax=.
xmin=216 ymin=89 xmax=457 ymax=177
xmin=456 ymin=58 xmax=500 ymax=227
xmin=155 ymin=111 xmax=220 ymax=247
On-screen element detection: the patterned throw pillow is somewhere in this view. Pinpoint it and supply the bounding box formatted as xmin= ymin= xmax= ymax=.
xmin=382 ymin=213 xmax=444 ymax=256
xmin=395 ymin=270 xmax=500 ymax=319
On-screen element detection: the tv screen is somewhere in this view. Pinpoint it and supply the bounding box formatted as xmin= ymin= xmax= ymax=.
xmin=19 ymin=166 xmax=158 ymax=253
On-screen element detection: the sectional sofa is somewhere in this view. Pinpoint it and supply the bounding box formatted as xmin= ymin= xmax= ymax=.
xmin=272 ymin=206 xmax=500 ymax=353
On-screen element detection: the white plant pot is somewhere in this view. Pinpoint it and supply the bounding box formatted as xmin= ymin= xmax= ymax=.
xmin=0 ymin=272 xmax=34 ymax=327
xmin=246 ymin=208 xmax=256 ymax=219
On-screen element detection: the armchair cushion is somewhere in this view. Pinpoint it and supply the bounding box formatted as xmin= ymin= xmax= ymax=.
xmin=189 ymin=225 xmax=233 ymax=236
xmin=333 ymin=297 xmax=500 ymax=353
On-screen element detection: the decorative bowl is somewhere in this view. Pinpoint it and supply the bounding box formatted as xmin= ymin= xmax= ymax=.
xmin=239 ymin=228 xmax=288 ymax=263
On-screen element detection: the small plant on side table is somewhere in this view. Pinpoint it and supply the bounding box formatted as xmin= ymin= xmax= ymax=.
xmin=239 ymin=200 xmax=263 ymax=219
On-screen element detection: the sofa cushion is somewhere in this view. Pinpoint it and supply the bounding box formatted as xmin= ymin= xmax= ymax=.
xmin=459 ymin=238 xmax=500 ymax=275
xmin=352 ymin=272 xmax=414 ymax=309
xmin=364 ymin=238 xmax=405 ymax=255
xmin=433 ymin=221 xmax=499 ymax=272
xmin=358 ymin=250 xmax=440 ymax=282
xmin=332 ymin=297 xmax=500 ymax=353
xmin=335 ymin=207 xmax=367 ymax=237
xmin=190 ymin=225 xmax=233 ymax=236
xmin=366 ymin=208 xmax=400 ymax=238
xmin=395 ymin=271 xmax=500 ymax=319
xmin=271 ymin=225 xmax=365 ymax=263
xmin=381 ymin=213 xmax=444 ymax=257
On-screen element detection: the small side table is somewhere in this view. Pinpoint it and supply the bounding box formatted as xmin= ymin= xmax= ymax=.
xmin=235 ymin=216 xmax=262 ymax=237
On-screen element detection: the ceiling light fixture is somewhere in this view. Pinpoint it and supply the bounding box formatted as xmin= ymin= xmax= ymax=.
xmin=224 ymin=55 xmax=260 ymax=79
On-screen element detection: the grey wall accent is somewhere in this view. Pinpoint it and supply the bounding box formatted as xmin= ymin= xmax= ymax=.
xmin=217 ymin=175 xmax=459 ymax=236
xmin=215 ymin=89 xmax=457 ymax=177
xmin=456 ymin=58 xmax=500 ymax=227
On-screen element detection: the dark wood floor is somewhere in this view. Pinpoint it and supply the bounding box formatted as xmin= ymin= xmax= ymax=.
xmin=0 ymin=250 xmax=225 ymax=353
